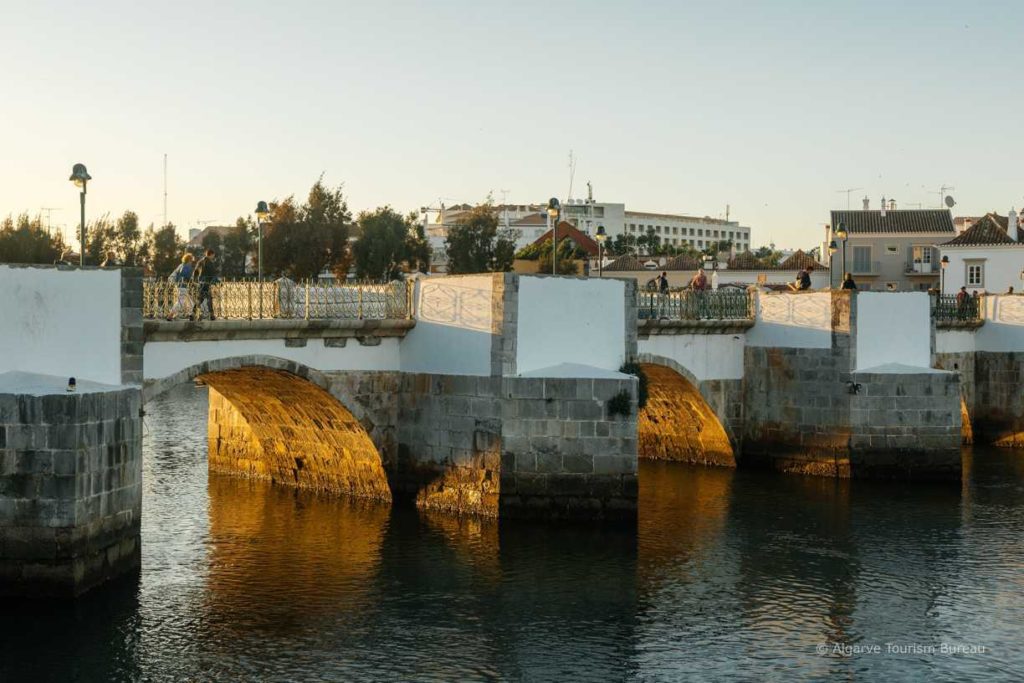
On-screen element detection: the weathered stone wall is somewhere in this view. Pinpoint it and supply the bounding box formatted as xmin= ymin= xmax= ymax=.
xmin=120 ymin=269 xmax=144 ymax=385
xmin=848 ymin=371 xmax=961 ymax=480
xmin=499 ymin=376 xmax=638 ymax=520
xmin=0 ymin=386 xmax=142 ymax=596
xmin=970 ymin=351 xmax=1024 ymax=446
xmin=934 ymin=351 xmax=976 ymax=444
xmin=637 ymin=364 xmax=734 ymax=467
xmin=205 ymin=368 xmax=392 ymax=502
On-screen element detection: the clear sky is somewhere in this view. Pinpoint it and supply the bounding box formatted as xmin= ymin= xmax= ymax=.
xmin=2 ymin=0 xmax=1021 ymax=248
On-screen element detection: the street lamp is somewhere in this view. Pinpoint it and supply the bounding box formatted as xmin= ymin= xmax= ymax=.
xmin=828 ymin=240 xmax=838 ymax=287
xmin=834 ymin=222 xmax=848 ymax=279
xmin=940 ymin=255 xmax=949 ymax=295
xmin=255 ymin=200 xmax=270 ymax=281
xmin=68 ymin=163 xmax=91 ymax=266
xmin=595 ymin=225 xmax=607 ymax=278
xmin=547 ymin=197 xmax=561 ymax=275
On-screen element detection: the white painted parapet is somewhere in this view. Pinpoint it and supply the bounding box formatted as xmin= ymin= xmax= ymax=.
xmin=746 ymin=291 xmax=833 ymax=349
xmin=0 ymin=266 xmax=124 ymax=386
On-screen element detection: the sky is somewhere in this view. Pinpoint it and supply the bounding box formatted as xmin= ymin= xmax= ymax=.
xmin=1 ymin=0 xmax=1021 ymax=249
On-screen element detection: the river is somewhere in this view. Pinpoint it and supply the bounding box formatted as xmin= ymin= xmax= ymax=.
xmin=2 ymin=384 xmax=1022 ymax=681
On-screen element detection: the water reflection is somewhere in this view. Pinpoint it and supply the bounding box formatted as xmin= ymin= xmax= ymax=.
xmin=0 ymin=386 xmax=1023 ymax=681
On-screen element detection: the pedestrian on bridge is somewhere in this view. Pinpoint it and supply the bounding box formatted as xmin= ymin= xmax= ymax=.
xmin=191 ymin=249 xmax=220 ymax=321
xmin=167 ymin=253 xmax=195 ymax=320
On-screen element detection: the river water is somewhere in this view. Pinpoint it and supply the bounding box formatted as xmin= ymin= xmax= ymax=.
xmin=2 ymin=384 xmax=1023 ymax=681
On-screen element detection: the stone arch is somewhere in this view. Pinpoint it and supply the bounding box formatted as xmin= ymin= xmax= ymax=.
xmin=634 ymin=354 xmax=735 ymax=467
xmin=145 ymin=356 xmax=392 ymax=502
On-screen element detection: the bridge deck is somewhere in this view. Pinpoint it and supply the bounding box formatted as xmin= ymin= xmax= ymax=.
xmin=144 ymin=318 xmax=415 ymax=342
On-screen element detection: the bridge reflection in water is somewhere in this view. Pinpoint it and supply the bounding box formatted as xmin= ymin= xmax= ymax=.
xmin=3 ymin=386 xmax=1022 ymax=681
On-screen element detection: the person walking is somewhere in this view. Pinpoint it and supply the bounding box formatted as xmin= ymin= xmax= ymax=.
xmin=956 ymin=286 xmax=969 ymax=320
xmin=191 ymin=249 xmax=220 ymax=321
xmin=841 ymin=272 xmax=857 ymax=290
xmin=167 ymin=253 xmax=195 ymax=320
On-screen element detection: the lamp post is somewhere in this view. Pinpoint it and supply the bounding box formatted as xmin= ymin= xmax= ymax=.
xmin=834 ymin=222 xmax=848 ymax=279
xmin=595 ymin=225 xmax=607 ymax=277
xmin=255 ymin=201 xmax=270 ymax=319
xmin=255 ymin=201 xmax=270 ymax=281
xmin=828 ymin=240 xmax=838 ymax=287
xmin=940 ymin=255 xmax=949 ymax=295
xmin=547 ymin=197 xmax=561 ymax=275
xmin=68 ymin=163 xmax=91 ymax=266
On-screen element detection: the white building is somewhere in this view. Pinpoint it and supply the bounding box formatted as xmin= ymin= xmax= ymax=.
xmin=424 ymin=194 xmax=753 ymax=255
xmin=940 ymin=211 xmax=1024 ymax=295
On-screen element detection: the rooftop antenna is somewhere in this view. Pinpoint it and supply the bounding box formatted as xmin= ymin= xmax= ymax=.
xmin=567 ymin=150 xmax=576 ymax=201
xmin=835 ymin=187 xmax=863 ymax=210
xmin=499 ymin=189 xmax=510 ymax=228
xmin=725 ymin=204 xmax=730 ymax=222
xmin=163 ymin=154 xmax=168 ymax=228
xmin=932 ymin=185 xmax=956 ymax=209
xmin=39 ymin=207 xmax=61 ymax=234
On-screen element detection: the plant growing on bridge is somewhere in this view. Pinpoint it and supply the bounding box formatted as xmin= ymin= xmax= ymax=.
xmin=619 ymin=362 xmax=649 ymax=409
xmin=607 ymin=389 xmax=633 ymax=417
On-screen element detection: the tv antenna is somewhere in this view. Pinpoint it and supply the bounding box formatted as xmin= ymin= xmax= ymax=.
xmin=567 ymin=150 xmax=577 ymax=201
xmin=932 ymin=185 xmax=955 ymax=208
xmin=835 ymin=187 xmax=863 ymax=210
xmin=39 ymin=207 xmax=61 ymax=233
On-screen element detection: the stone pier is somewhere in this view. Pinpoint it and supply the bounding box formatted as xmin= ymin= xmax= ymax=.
xmin=0 ymin=373 xmax=142 ymax=597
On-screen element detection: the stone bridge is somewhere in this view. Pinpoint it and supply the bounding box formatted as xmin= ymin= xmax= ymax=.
xmin=4 ymin=263 xmax=1023 ymax=595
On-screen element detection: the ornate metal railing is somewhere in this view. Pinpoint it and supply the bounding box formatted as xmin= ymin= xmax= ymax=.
xmin=143 ymin=278 xmax=411 ymax=321
xmin=637 ymin=289 xmax=753 ymax=321
xmin=932 ymin=293 xmax=981 ymax=324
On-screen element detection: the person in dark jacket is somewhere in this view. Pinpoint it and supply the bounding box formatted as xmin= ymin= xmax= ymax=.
xmin=191 ymin=249 xmax=220 ymax=320
xmin=841 ymin=272 xmax=857 ymax=290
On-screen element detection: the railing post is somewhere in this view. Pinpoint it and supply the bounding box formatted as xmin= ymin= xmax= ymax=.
xmin=304 ymin=280 xmax=310 ymax=320
xmin=247 ymin=280 xmax=253 ymax=320
xmin=358 ymin=286 xmax=363 ymax=319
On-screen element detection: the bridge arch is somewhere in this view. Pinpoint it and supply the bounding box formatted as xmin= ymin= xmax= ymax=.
xmin=145 ymin=355 xmax=392 ymax=502
xmin=634 ymin=353 xmax=736 ymax=467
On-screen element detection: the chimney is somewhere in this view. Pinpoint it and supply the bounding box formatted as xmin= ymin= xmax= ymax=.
xmin=1010 ymin=208 xmax=1019 ymax=241
xmin=888 ymin=198 xmax=897 ymax=211
xmin=862 ymin=195 xmax=870 ymax=211
xmin=880 ymin=196 xmax=887 ymax=218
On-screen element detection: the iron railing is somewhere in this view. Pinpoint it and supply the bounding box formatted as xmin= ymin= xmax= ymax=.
xmin=143 ymin=278 xmax=411 ymax=321
xmin=637 ymin=289 xmax=753 ymax=321
xmin=932 ymin=293 xmax=981 ymax=324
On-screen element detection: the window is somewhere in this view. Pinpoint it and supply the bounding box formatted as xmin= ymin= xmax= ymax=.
xmin=698 ymin=229 xmax=704 ymax=237
xmin=852 ymin=246 xmax=872 ymax=273
xmin=967 ymin=262 xmax=984 ymax=286
xmin=629 ymin=223 xmax=635 ymax=230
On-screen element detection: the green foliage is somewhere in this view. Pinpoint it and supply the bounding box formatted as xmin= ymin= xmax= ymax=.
xmin=262 ymin=177 xmax=352 ymax=279
xmin=444 ymin=203 xmax=516 ymax=274
xmin=536 ymin=238 xmax=583 ymax=275
xmin=351 ymin=206 xmax=426 ymax=281
xmin=144 ymin=223 xmax=186 ymax=277
xmin=607 ymin=389 xmax=633 ymax=418
xmin=221 ymin=218 xmax=254 ymax=278
xmin=0 ymin=214 xmax=66 ymax=264
xmin=753 ymin=245 xmax=783 ymax=266
xmin=619 ymin=362 xmax=649 ymax=409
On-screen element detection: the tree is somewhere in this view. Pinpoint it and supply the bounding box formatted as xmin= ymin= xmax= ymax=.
xmin=754 ymin=245 xmax=783 ymax=266
xmin=113 ymin=211 xmax=144 ymax=265
xmin=144 ymin=224 xmax=186 ymax=277
xmin=0 ymin=214 xmax=66 ymax=264
xmin=86 ymin=214 xmax=116 ymax=265
xmin=528 ymin=238 xmax=583 ymax=275
xmin=351 ymin=206 xmax=422 ymax=281
xmin=262 ymin=177 xmax=352 ymax=279
xmin=444 ymin=203 xmax=516 ymax=274
xmin=221 ymin=218 xmax=254 ymax=278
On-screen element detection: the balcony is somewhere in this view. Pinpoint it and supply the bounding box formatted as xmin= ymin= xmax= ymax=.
xmin=905 ymin=261 xmax=937 ymax=276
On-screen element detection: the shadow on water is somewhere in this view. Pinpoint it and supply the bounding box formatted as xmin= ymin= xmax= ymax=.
xmin=2 ymin=384 xmax=1023 ymax=680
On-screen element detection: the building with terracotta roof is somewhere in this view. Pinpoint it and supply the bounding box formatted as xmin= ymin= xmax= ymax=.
xmin=939 ymin=211 xmax=1023 ymax=295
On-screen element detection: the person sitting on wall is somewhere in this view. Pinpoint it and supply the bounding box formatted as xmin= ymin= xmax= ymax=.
xmin=1006 ymin=286 xmax=1015 ymax=295
xmin=841 ymin=272 xmax=857 ymax=290
xmin=689 ymin=268 xmax=709 ymax=291
xmin=798 ymin=265 xmax=813 ymax=290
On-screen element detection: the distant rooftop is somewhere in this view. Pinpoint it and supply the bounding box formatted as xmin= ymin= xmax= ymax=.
xmin=943 ymin=213 xmax=1022 ymax=247
xmin=830 ymin=209 xmax=955 ymax=235
xmin=625 ymin=210 xmax=737 ymax=226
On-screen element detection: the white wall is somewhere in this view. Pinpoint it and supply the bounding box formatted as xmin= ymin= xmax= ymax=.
xmin=516 ymin=276 xmax=626 ymax=375
xmin=638 ymin=334 xmax=744 ymax=381
xmin=746 ymin=292 xmax=833 ymax=348
xmin=975 ymin=294 xmax=1024 ymax=352
xmin=935 ymin=330 xmax=976 ymax=354
xmin=399 ymin=275 xmax=496 ymax=376
xmin=144 ymin=338 xmax=401 ymax=381
xmin=0 ymin=266 xmax=123 ymax=386
xmin=940 ymin=246 xmax=1024 ymax=295
xmin=855 ymin=292 xmax=932 ymax=371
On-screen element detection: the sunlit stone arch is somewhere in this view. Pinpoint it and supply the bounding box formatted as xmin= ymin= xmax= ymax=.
xmin=634 ymin=354 xmax=735 ymax=467
xmin=144 ymin=355 xmax=392 ymax=502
